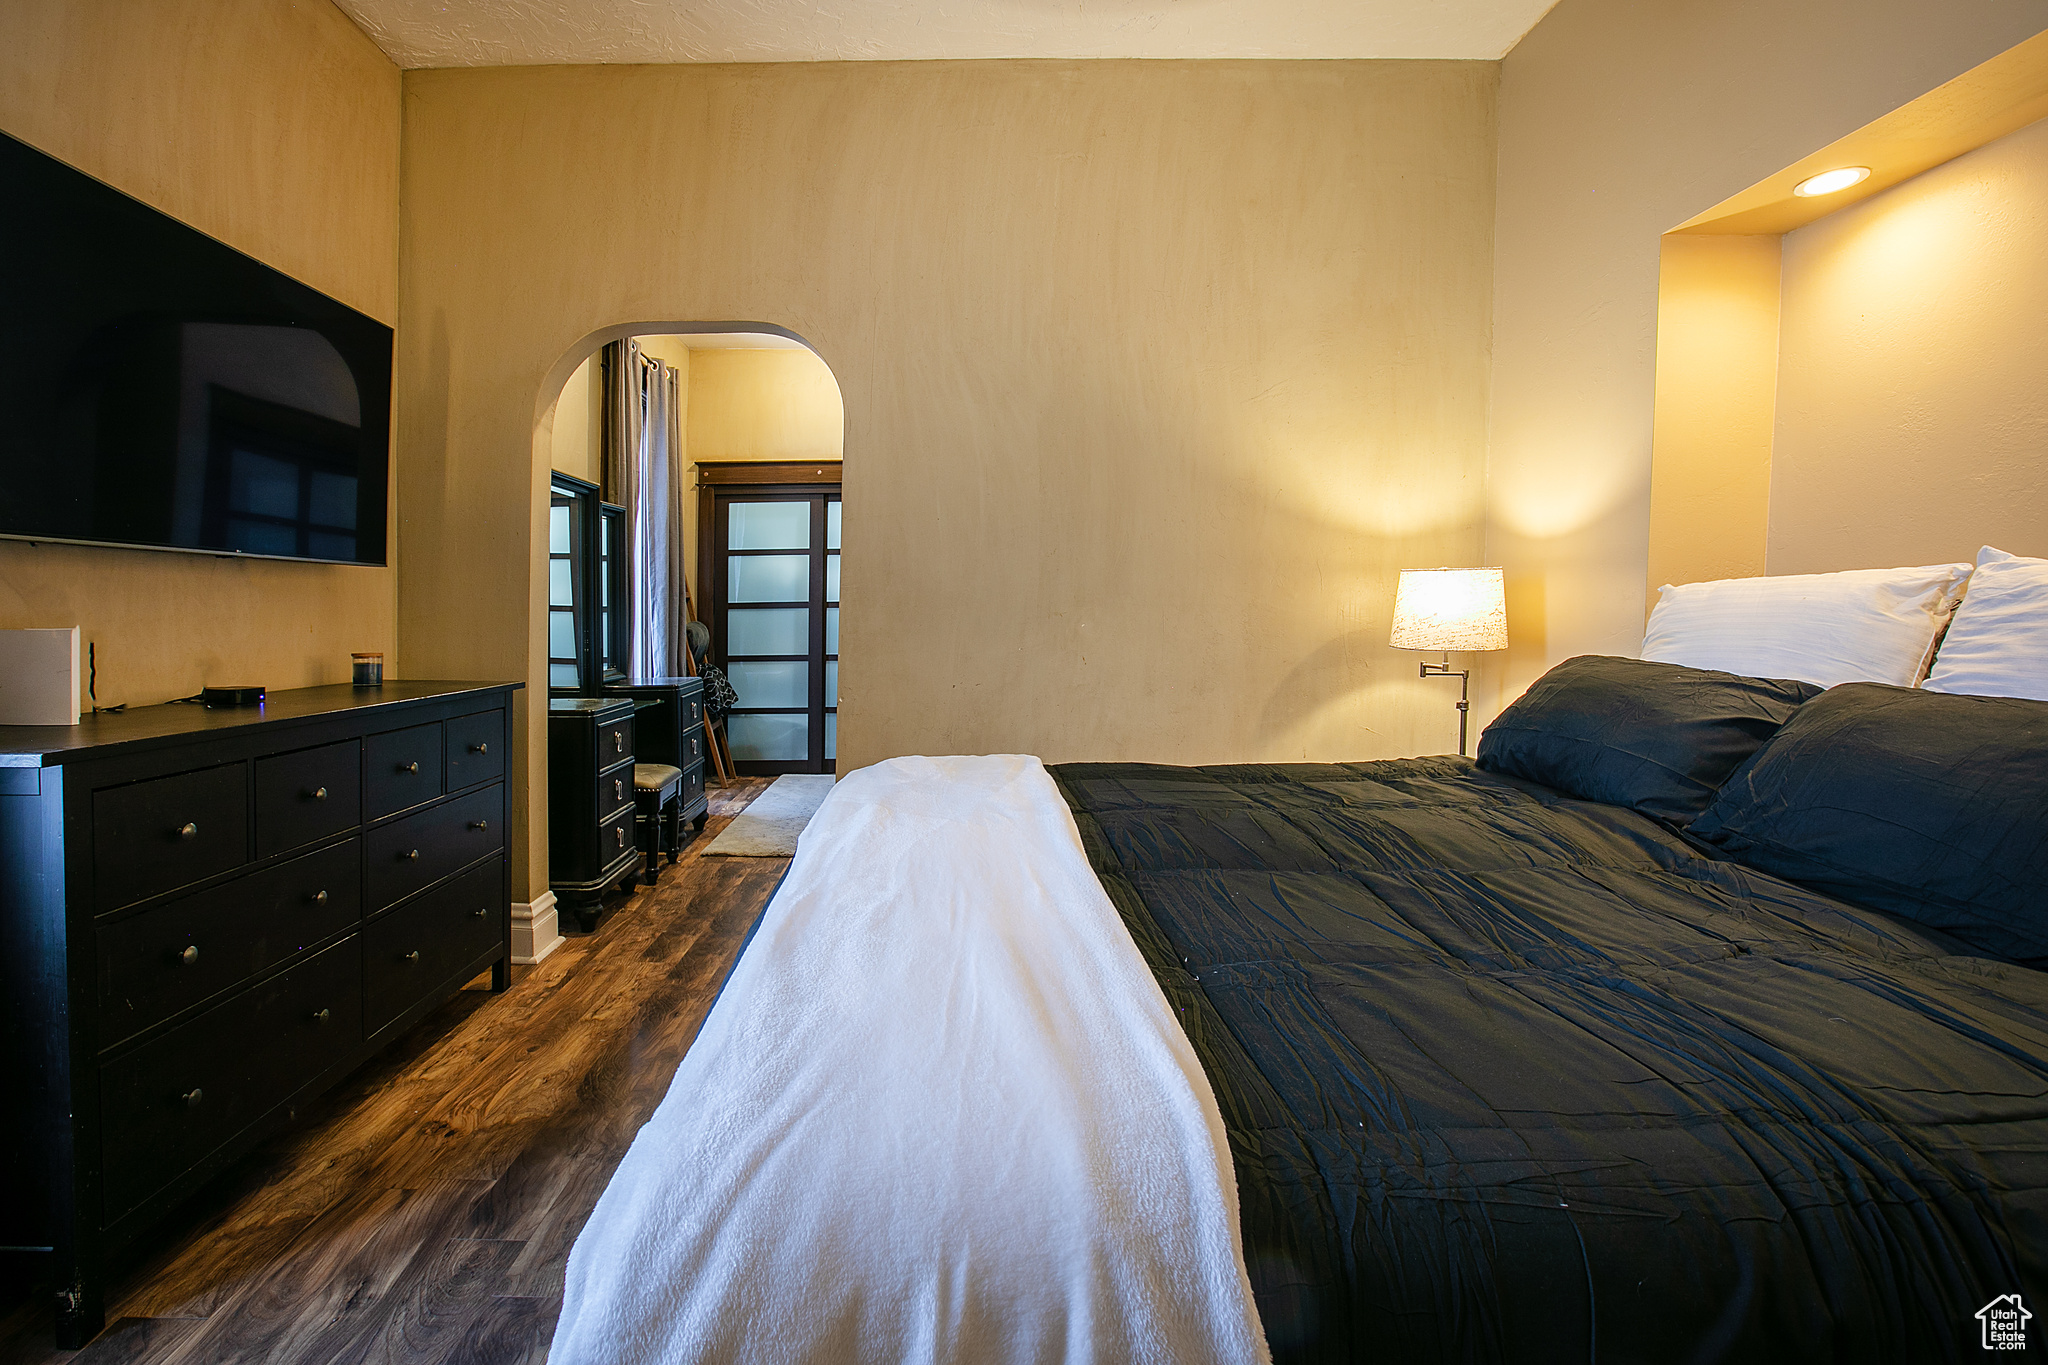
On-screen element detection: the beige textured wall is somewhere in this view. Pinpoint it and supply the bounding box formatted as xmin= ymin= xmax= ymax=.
xmin=546 ymin=354 xmax=603 ymax=486
xmin=1769 ymin=114 xmax=2048 ymax=572
xmin=0 ymin=0 xmax=401 ymax=707
xmin=397 ymin=61 xmax=1498 ymax=898
xmin=1487 ymin=0 xmax=2047 ymax=700
xmin=679 ymin=344 xmax=841 ymax=613
xmin=687 ymin=349 xmax=845 ymax=462
xmin=1645 ymin=234 xmax=1782 ymax=593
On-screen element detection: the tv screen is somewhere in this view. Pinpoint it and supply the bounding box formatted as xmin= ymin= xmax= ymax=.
xmin=0 ymin=131 xmax=392 ymax=566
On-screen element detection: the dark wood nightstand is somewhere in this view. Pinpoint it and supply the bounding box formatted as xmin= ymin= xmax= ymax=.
xmin=600 ymin=676 xmax=710 ymax=835
xmin=546 ymin=696 xmax=639 ymax=931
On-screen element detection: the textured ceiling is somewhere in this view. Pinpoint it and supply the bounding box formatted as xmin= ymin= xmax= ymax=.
xmin=335 ymin=0 xmax=1561 ymax=68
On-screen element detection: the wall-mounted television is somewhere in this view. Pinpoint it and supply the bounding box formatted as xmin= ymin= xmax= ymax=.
xmin=0 ymin=130 xmax=392 ymax=566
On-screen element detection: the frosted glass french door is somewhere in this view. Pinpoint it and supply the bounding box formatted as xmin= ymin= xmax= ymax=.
xmin=713 ymin=488 xmax=840 ymax=774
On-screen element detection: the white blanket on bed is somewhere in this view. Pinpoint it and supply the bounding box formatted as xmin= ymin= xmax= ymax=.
xmin=548 ymin=754 xmax=1269 ymax=1365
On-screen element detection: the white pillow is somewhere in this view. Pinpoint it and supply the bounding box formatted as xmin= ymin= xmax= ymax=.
xmin=1921 ymin=546 xmax=2048 ymax=701
xmin=1641 ymin=562 xmax=1972 ymax=689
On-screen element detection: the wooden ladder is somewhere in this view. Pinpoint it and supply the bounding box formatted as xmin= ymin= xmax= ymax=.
xmin=681 ymin=575 xmax=736 ymax=782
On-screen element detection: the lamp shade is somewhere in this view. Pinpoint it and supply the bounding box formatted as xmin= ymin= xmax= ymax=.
xmin=1390 ymin=567 xmax=1508 ymax=652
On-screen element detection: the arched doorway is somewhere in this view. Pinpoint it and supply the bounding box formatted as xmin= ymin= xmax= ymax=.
xmin=537 ymin=323 xmax=846 ymax=775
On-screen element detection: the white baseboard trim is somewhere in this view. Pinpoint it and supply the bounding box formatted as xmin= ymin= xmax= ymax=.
xmin=511 ymin=889 xmax=564 ymax=965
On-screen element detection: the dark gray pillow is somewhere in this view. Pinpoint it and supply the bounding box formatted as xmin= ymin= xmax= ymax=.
xmin=1690 ymin=683 xmax=2048 ymax=965
xmin=1476 ymin=655 xmax=1822 ymax=826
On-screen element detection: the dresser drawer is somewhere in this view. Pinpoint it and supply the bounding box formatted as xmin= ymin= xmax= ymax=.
xmin=99 ymin=934 xmax=361 ymax=1226
xmin=363 ymin=859 xmax=503 ymax=1037
xmin=365 ymin=722 xmax=443 ymax=820
xmin=255 ymin=740 xmax=361 ymax=858
xmin=444 ymin=709 xmax=505 ymax=791
xmin=678 ymin=690 xmax=704 ymax=732
xmin=365 ymin=785 xmax=504 ymax=912
xmin=601 ymin=767 xmax=634 ymax=820
xmin=93 ymin=765 xmax=249 ymax=912
xmin=597 ymin=714 xmax=634 ymax=772
xmin=678 ymin=724 xmax=705 ymax=771
xmin=599 ymin=806 xmax=636 ymax=870
xmin=680 ymin=761 xmax=705 ymax=816
xmin=98 ymin=840 xmax=361 ymax=1049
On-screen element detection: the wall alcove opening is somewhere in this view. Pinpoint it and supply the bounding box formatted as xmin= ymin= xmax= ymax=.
xmin=538 ymin=324 xmax=847 ymax=778
xmin=1646 ymin=29 xmax=2048 ymax=604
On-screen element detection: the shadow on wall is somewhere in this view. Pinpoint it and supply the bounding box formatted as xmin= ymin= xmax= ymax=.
xmin=1225 ymin=436 xmax=1486 ymax=759
xmin=964 ymin=344 xmax=1492 ymax=763
xmin=1254 ymin=628 xmax=1403 ymax=754
xmin=1475 ymin=480 xmax=1668 ymax=739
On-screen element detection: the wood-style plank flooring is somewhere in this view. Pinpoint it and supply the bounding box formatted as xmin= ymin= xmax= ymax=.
xmin=0 ymin=778 xmax=785 ymax=1365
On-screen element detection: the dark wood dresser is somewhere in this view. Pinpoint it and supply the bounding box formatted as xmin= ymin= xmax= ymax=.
xmin=0 ymin=680 xmax=520 ymax=1348
xmin=546 ymin=696 xmax=639 ymax=930
xmin=601 ymin=676 xmax=710 ymax=834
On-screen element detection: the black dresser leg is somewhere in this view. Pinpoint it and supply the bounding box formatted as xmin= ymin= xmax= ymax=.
xmin=53 ymin=1270 xmax=104 ymax=1350
xmin=561 ymin=888 xmax=603 ymax=934
xmin=490 ymin=957 xmax=510 ymax=992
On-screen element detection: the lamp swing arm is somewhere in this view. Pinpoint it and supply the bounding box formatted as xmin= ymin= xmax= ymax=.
xmin=1418 ymin=656 xmax=1472 ymax=755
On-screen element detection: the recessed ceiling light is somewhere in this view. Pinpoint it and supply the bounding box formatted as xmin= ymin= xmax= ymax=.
xmin=1793 ymin=166 xmax=1872 ymax=198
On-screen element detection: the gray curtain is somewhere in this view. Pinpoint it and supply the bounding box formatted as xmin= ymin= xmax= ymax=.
xmin=663 ymin=364 xmax=688 ymax=675
xmin=603 ymin=340 xmax=688 ymax=680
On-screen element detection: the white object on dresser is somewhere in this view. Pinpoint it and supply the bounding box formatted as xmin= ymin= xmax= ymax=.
xmin=1922 ymin=546 xmax=2048 ymax=701
xmin=1641 ymin=563 xmax=1971 ymax=689
xmin=0 ymin=626 xmax=81 ymax=726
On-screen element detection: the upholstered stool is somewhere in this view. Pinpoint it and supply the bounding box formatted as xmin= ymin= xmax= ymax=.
xmin=632 ymin=762 xmax=683 ymax=887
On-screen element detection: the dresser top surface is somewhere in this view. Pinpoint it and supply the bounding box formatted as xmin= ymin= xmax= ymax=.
xmin=0 ymin=680 xmax=522 ymax=768
xmin=604 ymin=677 xmax=703 ymax=695
xmin=548 ymin=697 xmax=635 ymax=718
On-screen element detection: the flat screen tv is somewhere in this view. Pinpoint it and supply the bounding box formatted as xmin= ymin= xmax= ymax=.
xmin=0 ymin=131 xmax=392 ymax=566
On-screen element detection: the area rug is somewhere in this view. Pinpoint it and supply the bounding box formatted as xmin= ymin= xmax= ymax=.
xmin=702 ymin=773 xmax=836 ymax=856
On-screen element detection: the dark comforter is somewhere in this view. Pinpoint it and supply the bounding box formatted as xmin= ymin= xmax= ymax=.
xmin=1050 ymin=757 xmax=2048 ymax=1364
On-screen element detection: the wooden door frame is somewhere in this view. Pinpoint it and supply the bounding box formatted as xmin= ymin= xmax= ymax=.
xmin=695 ymin=462 xmax=841 ymax=611
xmin=696 ymin=462 xmax=842 ymax=775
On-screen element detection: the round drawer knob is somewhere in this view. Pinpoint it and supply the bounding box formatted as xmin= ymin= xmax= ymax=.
xmin=179 ymin=944 xmax=200 ymax=966
xmin=472 ymin=906 xmax=488 ymax=918
xmin=312 ymin=1008 xmax=332 ymax=1025
xmin=469 ymin=819 xmax=490 ymax=832
xmin=403 ymin=950 xmax=421 ymax=964
xmin=309 ymin=786 xmax=328 ymax=801
xmin=404 ymin=849 xmax=420 ymax=861
xmin=400 ymin=761 xmax=420 ymax=774
xmin=471 ymin=742 xmax=489 ymax=755
xmin=176 ymin=822 xmax=198 ymax=840
xmin=310 ymin=889 xmax=329 ymax=905
xmin=182 ymin=1088 xmax=203 ymax=1109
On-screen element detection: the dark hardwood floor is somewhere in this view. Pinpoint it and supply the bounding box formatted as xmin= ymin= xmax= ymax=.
xmin=1 ymin=778 xmax=785 ymax=1365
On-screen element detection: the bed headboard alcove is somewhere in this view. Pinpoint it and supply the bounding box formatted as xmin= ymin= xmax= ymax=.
xmin=1645 ymin=30 xmax=2048 ymax=600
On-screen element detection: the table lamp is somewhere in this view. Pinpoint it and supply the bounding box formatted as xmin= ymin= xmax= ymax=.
xmin=1390 ymin=567 xmax=1508 ymax=756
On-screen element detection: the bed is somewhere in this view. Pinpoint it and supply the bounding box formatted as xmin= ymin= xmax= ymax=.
xmin=1053 ymin=750 xmax=2047 ymax=1361
xmin=549 ymin=562 xmax=2048 ymax=1364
